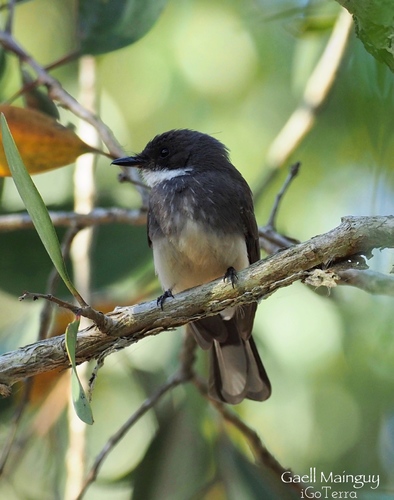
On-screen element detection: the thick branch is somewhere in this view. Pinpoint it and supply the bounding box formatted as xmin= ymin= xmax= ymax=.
xmin=0 ymin=215 xmax=393 ymax=395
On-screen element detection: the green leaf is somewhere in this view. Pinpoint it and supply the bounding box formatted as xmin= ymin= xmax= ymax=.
xmin=65 ymin=317 xmax=94 ymax=425
xmin=21 ymin=70 xmax=60 ymax=119
xmin=0 ymin=113 xmax=83 ymax=301
xmin=78 ymin=0 xmax=168 ymax=55
xmin=336 ymin=0 xmax=394 ymax=72
xmin=0 ymin=177 xmax=4 ymax=205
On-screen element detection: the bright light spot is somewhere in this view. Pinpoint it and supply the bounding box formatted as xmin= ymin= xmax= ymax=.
xmin=310 ymin=385 xmax=361 ymax=460
xmin=102 ymin=46 xmax=171 ymax=122
xmin=256 ymin=283 xmax=343 ymax=371
xmin=173 ymin=5 xmax=258 ymax=96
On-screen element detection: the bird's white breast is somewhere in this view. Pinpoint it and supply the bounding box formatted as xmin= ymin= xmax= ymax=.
xmin=152 ymin=219 xmax=249 ymax=294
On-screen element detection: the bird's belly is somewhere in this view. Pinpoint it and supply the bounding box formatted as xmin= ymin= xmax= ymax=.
xmin=152 ymin=219 xmax=249 ymax=293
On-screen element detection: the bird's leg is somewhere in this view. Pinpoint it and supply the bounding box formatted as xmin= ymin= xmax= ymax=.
xmin=157 ymin=289 xmax=174 ymax=310
xmin=223 ymin=267 xmax=238 ymax=288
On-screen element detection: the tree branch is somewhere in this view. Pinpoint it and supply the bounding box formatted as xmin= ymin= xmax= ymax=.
xmin=336 ymin=268 xmax=394 ymax=296
xmin=0 ymin=215 xmax=393 ymax=395
xmin=0 ymin=208 xmax=147 ymax=232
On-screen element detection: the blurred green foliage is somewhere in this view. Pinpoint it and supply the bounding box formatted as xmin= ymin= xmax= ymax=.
xmin=1 ymin=0 xmax=394 ymax=499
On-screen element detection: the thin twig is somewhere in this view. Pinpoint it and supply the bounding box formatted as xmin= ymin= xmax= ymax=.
xmin=258 ymin=162 xmax=301 ymax=254
xmin=265 ymin=162 xmax=300 ymax=229
xmin=19 ymin=292 xmax=82 ymax=313
xmin=19 ymin=292 xmax=114 ymax=333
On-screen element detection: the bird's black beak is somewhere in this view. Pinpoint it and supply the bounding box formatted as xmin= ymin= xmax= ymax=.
xmin=111 ymin=155 xmax=142 ymax=167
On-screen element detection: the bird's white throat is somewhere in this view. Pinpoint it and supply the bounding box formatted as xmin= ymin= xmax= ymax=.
xmin=141 ymin=167 xmax=194 ymax=187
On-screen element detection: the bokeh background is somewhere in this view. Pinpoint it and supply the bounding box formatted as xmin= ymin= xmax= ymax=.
xmin=1 ymin=0 xmax=394 ymax=499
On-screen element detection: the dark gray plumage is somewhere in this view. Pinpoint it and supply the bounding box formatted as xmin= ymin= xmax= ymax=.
xmin=112 ymin=129 xmax=271 ymax=404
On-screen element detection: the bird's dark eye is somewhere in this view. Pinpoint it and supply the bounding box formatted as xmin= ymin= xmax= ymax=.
xmin=160 ymin=147 xmax=169 ymax=158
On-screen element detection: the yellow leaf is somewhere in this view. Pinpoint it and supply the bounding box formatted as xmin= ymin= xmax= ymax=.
xmin=0 ymin=105 xmax=98 ymax=176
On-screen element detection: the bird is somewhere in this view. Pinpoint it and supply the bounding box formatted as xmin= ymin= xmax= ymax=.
xmin=112 ymin=129 xmax=271 ymax=404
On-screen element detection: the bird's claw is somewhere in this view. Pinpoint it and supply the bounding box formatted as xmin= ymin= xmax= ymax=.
xmin=157 ymin=289 xmax=174 ymax=310
xmin=223 ymin=267 xmax=238 ymax=288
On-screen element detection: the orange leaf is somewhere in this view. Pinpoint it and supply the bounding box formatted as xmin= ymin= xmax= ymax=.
xmin=0 ymin=105 xmax=98 ymax=176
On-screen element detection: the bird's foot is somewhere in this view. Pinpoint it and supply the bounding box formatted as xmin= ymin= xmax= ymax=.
xmin=223 ymin=267 xmax=238 ymax=288
xmin=157 ymin=289 xmax=174 ymax=310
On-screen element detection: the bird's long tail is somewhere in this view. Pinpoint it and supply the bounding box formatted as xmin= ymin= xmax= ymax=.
xmin=188 ymin=312 xmax=271 ymax=404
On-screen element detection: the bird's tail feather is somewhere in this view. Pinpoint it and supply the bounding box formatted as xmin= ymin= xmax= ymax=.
xmin=209 ymin=331 xmax=271 ymax=404
xmin=188 ymin=316 xmax=271 ymax=404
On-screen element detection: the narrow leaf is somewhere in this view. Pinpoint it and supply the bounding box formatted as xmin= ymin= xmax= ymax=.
xmin=65 ymin=317 xmax=94 ymax=425
xmin=0 ymin=114 xmax=83 ymax=301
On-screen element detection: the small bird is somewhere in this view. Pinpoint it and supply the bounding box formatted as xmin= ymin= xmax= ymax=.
xmin=112 ymin=129 xmax=271 ymax=404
